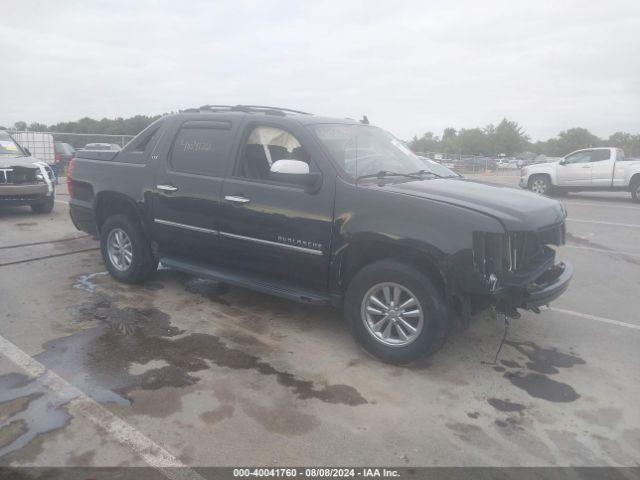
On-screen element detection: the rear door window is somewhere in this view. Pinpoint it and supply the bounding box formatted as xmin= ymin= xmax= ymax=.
xmin=590 ymin=150 xmax=611 ymax=162
xmin=169 ymin=121 xmax=232 ymax=177
xmin=131 ymin=127 xmax=160 ymax=153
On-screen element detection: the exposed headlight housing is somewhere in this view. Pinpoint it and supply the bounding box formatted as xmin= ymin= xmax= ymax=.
xmin=473 ymin=232 xmax=506 ymax=288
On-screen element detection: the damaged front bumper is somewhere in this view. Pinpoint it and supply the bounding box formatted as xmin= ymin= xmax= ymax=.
xmin=493 ymin=260 xmax=573 ymax=314
xmin=521 ymin=261 xmax=573 ymax=308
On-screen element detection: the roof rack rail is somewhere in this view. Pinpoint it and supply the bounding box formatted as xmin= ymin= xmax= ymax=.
xmin=180 ymin=105 xmax=311 ymax=116
xmin=239 ymin=105 xmax=311 ymax=115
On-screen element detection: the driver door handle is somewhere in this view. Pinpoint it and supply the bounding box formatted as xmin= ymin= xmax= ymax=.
xmin=225 ymin=195 xmax=251 ymax=204
xmin=157 ymin=184 xmax=178 ymax=192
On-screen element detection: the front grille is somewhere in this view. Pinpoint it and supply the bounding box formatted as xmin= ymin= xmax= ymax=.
xmin=0 ymin=169 xmax=12 ymax=184
xmin=508 ymin=223 xmax=564 ymax=273
xmin=0 ymin=167 xmax=38 ymax=185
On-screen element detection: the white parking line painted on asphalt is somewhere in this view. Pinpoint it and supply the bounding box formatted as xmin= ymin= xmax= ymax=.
xmin=54 ymin=199 xmax=68 ymax=205
xmin=546 ymin=307 xmax=640 ymax=331
xmin=566 ymin=218 xmax=640 ymax=228
xmin=565 ymin=244 xmax=640 ymax=258
xmin=0 ymin=333 xmax=206 ymax=480
xmin=564 ymin=201 xmax=640 ymax=211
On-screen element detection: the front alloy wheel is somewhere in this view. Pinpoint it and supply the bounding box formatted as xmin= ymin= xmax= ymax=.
xmin=361 ymin=282 xmax=424 ymax=347
xmin=530 ymin=178 xmax=549 ymax=195
xmin=345 ymin=259 xmax=448 ymax=363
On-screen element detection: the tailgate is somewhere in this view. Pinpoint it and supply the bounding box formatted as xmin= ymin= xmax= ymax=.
xmin=76 ymin=151 xmax=119 ymax=161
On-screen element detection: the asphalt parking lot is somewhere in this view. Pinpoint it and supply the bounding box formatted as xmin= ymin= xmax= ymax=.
xmin=0 ymin=176 xmax=639 ymax=469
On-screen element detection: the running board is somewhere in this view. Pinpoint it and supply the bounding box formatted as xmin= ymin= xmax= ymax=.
xmin=159 ymin=256 xmax=331 ymax=306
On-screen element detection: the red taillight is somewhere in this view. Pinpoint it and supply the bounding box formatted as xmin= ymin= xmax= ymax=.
xmin=67 ymin=159 xmax=76 ymax=198
xmin=55 ymin=153 xmax=62 ymax=162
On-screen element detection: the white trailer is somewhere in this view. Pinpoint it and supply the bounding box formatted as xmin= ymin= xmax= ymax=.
xmin=10 ymin=131 xmax=55 ymax=164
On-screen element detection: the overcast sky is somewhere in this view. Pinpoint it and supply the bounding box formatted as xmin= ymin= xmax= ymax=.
xmin=1 ymin=0 xmax=639 ymax=141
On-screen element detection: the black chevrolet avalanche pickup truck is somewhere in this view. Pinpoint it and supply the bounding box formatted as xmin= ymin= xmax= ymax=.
xmin=68 ymin=105 xmax=572 ymax=363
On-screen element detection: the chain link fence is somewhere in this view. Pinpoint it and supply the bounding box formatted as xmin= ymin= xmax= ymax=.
xmin=7 ymin=130 xmax=135 ymax=177
xmin=415 ymin=152 xmax=528 ymax=176
xmin=8 ymin=130 xmax=134 ymax=153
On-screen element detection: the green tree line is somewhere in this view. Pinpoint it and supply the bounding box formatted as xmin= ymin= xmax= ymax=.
xmin=2 ymin=115 xmax=640 ymax=157
xmin=5 ymin=115 xmax=163 ymax=137
xmin=0 ymin=115 xmax=165 ymax=149
xmin=410 ymin=118 xmax=640 ymax=158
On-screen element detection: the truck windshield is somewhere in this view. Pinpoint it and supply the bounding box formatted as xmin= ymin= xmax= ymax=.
xmin=310 ymin=124 xmax=425 ymax=179
xmin=0 ymin=132 xmax=22 ymax=155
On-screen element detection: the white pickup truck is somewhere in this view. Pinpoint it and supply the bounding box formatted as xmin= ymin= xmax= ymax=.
xmin=520 ymin=147 xmax=640 ymax=203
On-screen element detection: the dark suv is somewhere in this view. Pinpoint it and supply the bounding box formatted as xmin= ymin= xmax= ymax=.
xmin=68 ymin=105 xmax=572 ymax=363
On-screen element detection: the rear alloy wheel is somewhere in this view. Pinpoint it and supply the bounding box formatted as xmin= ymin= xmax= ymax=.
xmin=107 ymin=228 xmax=133 ymax=271
xmin=529 ymin=176 xmax=550 ymax=195
xmin=100 ymin=214 xmax=157 ymax=284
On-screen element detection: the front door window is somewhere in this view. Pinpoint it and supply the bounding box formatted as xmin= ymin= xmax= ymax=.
xmin=564 ymin=151 xmax=592 ymax=164
xmin=235 ymin=126 xmax=311 ymax=183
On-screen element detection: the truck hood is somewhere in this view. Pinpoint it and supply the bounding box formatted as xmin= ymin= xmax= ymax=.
xmin=0 ymin=155 xmax=43 ymax=169
xmin=382 ymin=178 xmax=566 ymax=231
xmin=525 ymin=161 xmax=557 ymax=172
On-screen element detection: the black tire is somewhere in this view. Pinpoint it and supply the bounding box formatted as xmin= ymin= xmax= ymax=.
xmin=528 ymin=175 xmax=551 ymax=196
xmin=31 ymin=194 xmax=55 ymax=214
xmin=344 ymin=259 xmax=449 ymax=364
xmin=100 ymin=214 xmax=158 ymax=284
xmin=631 ymin=178 xmax=640 ymax=203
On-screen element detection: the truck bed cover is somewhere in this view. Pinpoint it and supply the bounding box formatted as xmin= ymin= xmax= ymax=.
xmin=76 ymin=150 xmax=119 ymax=161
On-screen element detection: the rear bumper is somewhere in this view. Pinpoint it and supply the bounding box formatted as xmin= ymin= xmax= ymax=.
xmin=69 ymin=201 xmax=98 ymax=236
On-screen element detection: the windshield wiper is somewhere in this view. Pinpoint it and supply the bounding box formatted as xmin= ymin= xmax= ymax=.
xmin=409 ymin=169 xmax=445 ymax=179
xmin=356 ymin=170 xmax=425 ymax=182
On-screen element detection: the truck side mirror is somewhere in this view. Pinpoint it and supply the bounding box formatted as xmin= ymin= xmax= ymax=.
xmin=269 ymin=159 xmax=322 ymax=191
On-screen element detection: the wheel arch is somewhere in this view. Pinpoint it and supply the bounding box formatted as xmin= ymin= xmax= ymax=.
xmin=336 ymin=235 xmax=449 ymax=299
xmin=340 ymin=236 xmax=453 ymax=363
xmin=528 ymin=172 xmax=552 ymax=187
xmin=95 ymin=191 xmax=145 ymax=233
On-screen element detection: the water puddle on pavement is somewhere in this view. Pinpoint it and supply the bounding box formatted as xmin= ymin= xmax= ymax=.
xmin=498 ymin=340 xmax=586 ymax=403
xmin=0 ymin=273 xmax=366 ymax=459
